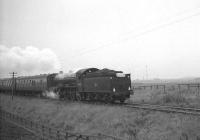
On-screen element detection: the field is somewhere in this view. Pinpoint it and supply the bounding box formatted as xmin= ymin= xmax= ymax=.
xmin=0 ymin=92 xmax=200 ymax=140
xmin=129 ymin=83 xmax=200 ymax=108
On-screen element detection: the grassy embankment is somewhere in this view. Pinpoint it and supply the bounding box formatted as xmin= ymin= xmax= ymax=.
xmin=0 ymin=94 xmax=200 ymax=140
xmin=129 ymin=85 xmax=200 ymax=107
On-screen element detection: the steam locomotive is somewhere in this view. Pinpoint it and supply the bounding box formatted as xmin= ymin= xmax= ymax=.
xmin=0 ymin=68 xmax=133 ymax=103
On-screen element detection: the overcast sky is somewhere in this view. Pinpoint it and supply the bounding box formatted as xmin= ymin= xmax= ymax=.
xmin=0 ymin=0 xmax=200 ymax=79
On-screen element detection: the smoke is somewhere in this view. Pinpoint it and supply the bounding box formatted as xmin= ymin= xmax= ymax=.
xmin=0 ymin=45 xmax=61 ymax=77
xmin=55 ymin=72 xmax=76 ymax=80
xmin=43 ymin=91 xmax=59 ymax=99
xmin=54 ymin=67 xmax=83 ymax=79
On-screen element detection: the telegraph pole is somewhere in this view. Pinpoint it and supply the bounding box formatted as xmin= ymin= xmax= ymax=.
xmin=145 ymin=65 xmax=148 ymax=80
xmin=9 ymin=72 xmax=17 ymax=100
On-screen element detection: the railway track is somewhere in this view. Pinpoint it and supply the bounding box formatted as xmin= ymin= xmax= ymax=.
xmin=123 ymin=103 xmax=200 ymax=116
xmin=78 ymin=100 xmax=200 ymax=116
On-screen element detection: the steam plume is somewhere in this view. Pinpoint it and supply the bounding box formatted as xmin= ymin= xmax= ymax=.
xmin=55 ymin=72 xmax=76 ymax=80
xmin=43 ymin=91 xmax=59 ymax=99
xmin=0 ymin=45 xmax=61 ymax=77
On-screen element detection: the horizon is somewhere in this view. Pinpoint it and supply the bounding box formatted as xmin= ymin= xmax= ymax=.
xmin=1 ymin=69 xmax=200 ymax=81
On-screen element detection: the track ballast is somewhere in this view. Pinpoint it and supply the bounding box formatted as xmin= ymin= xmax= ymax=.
xmin=122 ymin=103 xmax=200 ymax=116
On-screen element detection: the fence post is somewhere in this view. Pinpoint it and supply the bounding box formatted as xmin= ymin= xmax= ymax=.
xmin=49 ymin=128 xmax=52 ymax=139
xmin=24 ymin=119 xmax=26 ymax=127
xmin=85 ymin=136 xmax=89 ymax=140
xmin=132 ymin=86 xmax=135 ymax=94
xmin=180 ymin=133 xmax=188 ymax=140
xmin=42 ymin=125 xmax=45 ymax=140
xmin=10 ymin=113 xmax=13 ymax=120
xmin=163 ymin=85 xmax=166 ymax=94
xmin=23 ymin=118 xmax=25 ymax=126
xmin=65 ymin=132 xmax=68 ymax=140
xmin=178 ymin=84 xmax=180 ymax=94
xmin=187 ymin=84 xmax=190 ymax=93
xmin=35 ymin=123 xmax=38 ymax=133
xmin=21 ymin=118 xmax=24 ymax=125
xmin=30 ymin=121 xmax=32 ymax=128
xmin=57 ymin=130 xmax=60 ymax=140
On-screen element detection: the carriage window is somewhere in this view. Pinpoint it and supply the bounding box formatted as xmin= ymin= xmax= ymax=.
xmin=32 ymin=80 xmax=35 ymax=85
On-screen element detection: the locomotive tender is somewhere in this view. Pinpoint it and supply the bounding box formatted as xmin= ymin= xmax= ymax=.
xmin=0 ymin=68 xmax=133 ymax=103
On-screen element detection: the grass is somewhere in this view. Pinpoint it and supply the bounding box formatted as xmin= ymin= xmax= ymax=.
xmin=1 ymin=94 xmax=200 ymax=140
xmin=161 ymin=93 xmax=187 ymax=104
xmin=129 ymin=85 xmax=200 ymax=107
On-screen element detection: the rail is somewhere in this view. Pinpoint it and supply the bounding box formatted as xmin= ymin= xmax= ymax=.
xmin=123 ymin=103 xmax=200 ymax=116
xmin=0 ymin=108 xmax=123 ymax=140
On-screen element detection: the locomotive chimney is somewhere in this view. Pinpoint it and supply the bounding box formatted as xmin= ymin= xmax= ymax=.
xmin=59 ymin=71 xmax=63 ymax=74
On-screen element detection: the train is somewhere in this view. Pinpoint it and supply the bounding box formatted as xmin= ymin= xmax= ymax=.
xmin=0 ymin=68 xmax=133 ymax=103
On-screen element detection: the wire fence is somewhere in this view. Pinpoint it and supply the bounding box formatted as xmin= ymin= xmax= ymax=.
xmin=133 ymin=84 xmax=166 ymax=93
xmin=0 ymin=108 xmax=123 ymax=140
xmin=0 ymin=120 xmax=38 ymax=140
xmin=133 ymin=83 xmax=200 ymax=95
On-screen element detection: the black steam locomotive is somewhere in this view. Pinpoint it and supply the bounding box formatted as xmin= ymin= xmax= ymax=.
xmin=0 ymin=68 xmax=133 ymax=103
